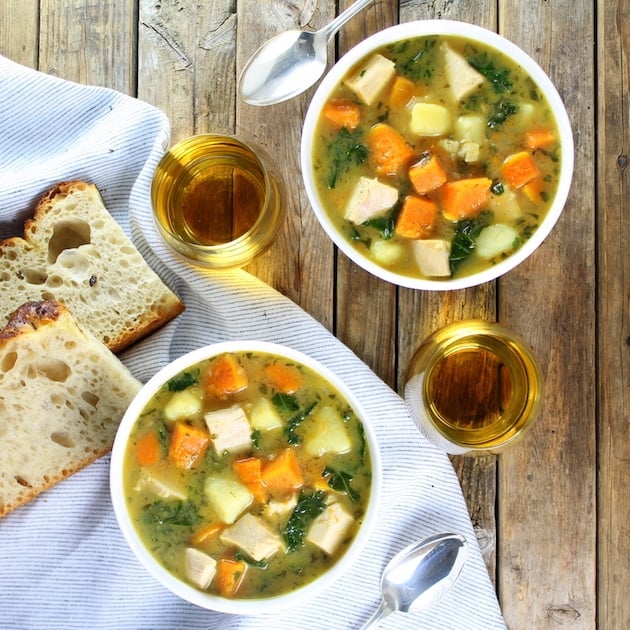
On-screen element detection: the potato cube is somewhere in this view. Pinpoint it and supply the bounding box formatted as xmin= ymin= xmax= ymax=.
xmin=454 ymin=114 xmax=486 ymax=145
xmin=370 ymin=239 xmax=405 ymax=266
xmin=344 ymin=54 xmax=396 ymax=105
xmin=204 ymin=475 xmax=253 ymax=524
xmin=475 ymin=224 xmax=519 ymax=260
xmin=488 ymin=187 xmax=523 ymax=222
xmin=163 ymin=388 xmax=202 ymax=423
xmin=249 ymin=397 xmax=282 ymax=432
xmin=303 ymin=406 xmax=352 ymax=457
xmin=410 ymin=103 xmax=451 ymax=136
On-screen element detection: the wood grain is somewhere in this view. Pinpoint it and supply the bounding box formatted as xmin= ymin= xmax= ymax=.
xmin=0 ymin=1 xmax=38 ymax=67
xmin=597 ymin=0 xmax=630 ymax=628
xmin=498 ymin=1 xmax=597 ymax=627
xmin=2 ymin=0 xmax=627 ymax=626
xmin=396 ymin=0 xmax=499 ymax=585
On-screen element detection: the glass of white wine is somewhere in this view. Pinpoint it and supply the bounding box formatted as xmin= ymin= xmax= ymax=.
xmin=405 ymin=320 xmax=544 ymax=455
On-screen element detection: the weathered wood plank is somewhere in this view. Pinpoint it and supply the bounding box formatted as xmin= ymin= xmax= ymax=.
xmin=0 ymin=1 xmax=39 ymax=67
xmin=236 ymin=0 xmax=336 ymax=331
xmin=38 ymin=0 xmax=135 ymax=91
xmin=138 ymin=0 xmax=237 ymax=141
xmin=498 ymin=1 xmax=597 ymax=627
xmin=396 ymin=0 xmax=499 ymax=586
xmin=334 ymin=0 xmax=399 ymax=385
xmin=597 ymin=0 xmax=630 ymax=627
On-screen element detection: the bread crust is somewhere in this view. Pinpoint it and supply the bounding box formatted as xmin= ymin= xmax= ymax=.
xmin=0 ymin=181 xmax=184 ymax=352
xmin=0 ymin=299 xmax=142 ymax=518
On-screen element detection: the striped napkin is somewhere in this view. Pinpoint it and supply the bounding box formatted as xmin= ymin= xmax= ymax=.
xmin=0 ymin=55 xmax=506 ymax=630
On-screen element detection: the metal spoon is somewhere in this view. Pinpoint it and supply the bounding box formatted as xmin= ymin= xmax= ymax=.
xmin=361 ymin=532 xmax=468 ymax=629
xmin=239 ymin=0 xmax=374 ymax=106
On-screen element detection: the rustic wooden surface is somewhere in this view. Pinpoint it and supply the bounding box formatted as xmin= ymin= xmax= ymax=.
xmin=1 ymin=0 xmax=627 ymax=627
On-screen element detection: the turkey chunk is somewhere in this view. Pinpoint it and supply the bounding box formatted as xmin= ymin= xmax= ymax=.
xmin=344 ymin=177 xmax=398 ymax=224
xmin=205 ymin=405 xmax=251 ymax=455
xmin=133 ymin=472 xmax=187 ymax=501
xmin=185 ymin=547 xmax=217 ymax=590
xmin=442 ymin=43 xmax=485 ymax=101
xmin=344 ymin=54 xmax=396 ymax=105
xmin=412 ymin=239 xmax=451 ymax=277
xmin=306 ymin=500 xmax=354 ymax=555
xmin=220 ymin=513 xmax=283 ymax=562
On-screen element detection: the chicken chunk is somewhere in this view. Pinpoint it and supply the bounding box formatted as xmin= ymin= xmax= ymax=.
xmin=442 ymin=43 xmax=485 ymax=101
xmin=263 ymin=492 xmax=298 ymax=525
xmin=185 ymin=547 xmax=217 ymax=590
xmin=344 ymin=176 xmax=398 ymax=224
xmin=411 ymin=239 xmax=451 ymax=277
xmin=306 ymin=500 xmax=354 ymax=555
xmin=344 ymin=54 xmax=396 ymax=105
xmin=204 ymin=404 xmax=252 ymax=455
xmin=133 ymin=472 xmax=187 ymax=501
xmin=220 ymin=513 xmax=283 ymax=562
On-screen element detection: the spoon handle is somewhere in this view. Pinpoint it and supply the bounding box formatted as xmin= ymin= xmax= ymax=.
xmin=360 ymin=599 xmax=394 ymax=630
xmin=321 ymin=0 xmax=375 ymax=43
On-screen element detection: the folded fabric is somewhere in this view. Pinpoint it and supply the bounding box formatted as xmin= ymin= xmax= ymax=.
xmin=0 ymin=55 xmax=506 ymax=630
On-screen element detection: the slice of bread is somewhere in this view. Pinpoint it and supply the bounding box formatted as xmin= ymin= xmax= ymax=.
xmin=0 ymin=300 xmax=142 ymax=518
xmin=0 ymin=181 xmax=184 ymax=353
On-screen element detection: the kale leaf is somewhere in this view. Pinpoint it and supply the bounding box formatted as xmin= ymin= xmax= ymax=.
xmin=326 ymin=128 xmax=368 ymax=189
xmin=235 ymin=551 xmax=268 ymax=569
xmin=363 ymin=212 xmax=397 ymax=240
xmin=167 ymin=369 xmax=200 ymax=392
xmin=488 ymin=101 xmax=519 ymax=128
xmin=142 ymin=500 xmax=201 ymax=528
xmin=271 ymin=392 xmax=299 ymax=414
xmin=282 ymin=491 xmax=327 ymax=552
xmin=285 ymin=401 xmax=317 ymax=445
xmin=449 ymin=212 xmax=491 ymax=274
xmin=468 ymin=53 xmax=512 ymax=93
xmin=323 ymin=466 xmax=359 ymax=504
xmin=394 ymin=38 xmax=437 ymax=82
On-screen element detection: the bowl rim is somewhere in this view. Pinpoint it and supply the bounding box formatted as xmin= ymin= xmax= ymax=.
xmin=301 ymin=19 xmax=574 ymax=291
xmin=109 ymin=340 xmax=382 ymax=614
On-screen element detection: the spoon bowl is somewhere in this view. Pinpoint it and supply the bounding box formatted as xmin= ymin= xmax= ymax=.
xmin=239 ymin=0 xmax=374 ymax=106
xmin=361 ymin=533 xmax=467 ymax=629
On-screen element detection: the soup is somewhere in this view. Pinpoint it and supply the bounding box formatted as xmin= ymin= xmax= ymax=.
xmin=310 ymin=34 xmax=562 ymax=280
xmin=123 ymin=351 xmax=372 ymax=599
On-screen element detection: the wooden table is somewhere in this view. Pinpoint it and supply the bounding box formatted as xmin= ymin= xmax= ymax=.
xmin=1 ymin=1 xmax=627 ymax=627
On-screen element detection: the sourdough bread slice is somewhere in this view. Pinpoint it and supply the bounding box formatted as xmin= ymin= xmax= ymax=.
xmin=0 ymin=181 xmax=184 ymax=353
xmin=0 ymin=300 xmax=142 ymax=518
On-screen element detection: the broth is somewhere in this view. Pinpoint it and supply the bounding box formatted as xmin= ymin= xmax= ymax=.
xmin=310 ymin=34 xmax=562 ymax=280
xmin=123 ymin=351 xmax=372 ymax=599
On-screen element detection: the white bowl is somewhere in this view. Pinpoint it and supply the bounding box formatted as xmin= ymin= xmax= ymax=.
xmin=110 ymin=340 xmax=381 ymax=614
xmin=301 ymin=20 xmax=574 ymax=290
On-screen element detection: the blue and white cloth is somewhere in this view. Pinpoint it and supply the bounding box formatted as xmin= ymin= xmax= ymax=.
xmin=0 ymin=54 xmax=505 ymax=630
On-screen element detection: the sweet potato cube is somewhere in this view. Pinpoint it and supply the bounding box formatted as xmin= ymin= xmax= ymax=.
xmin=322 ymin=99 xmax=361 ymax=130
xmin=408 ymin=154 xmax=447 ymax=194
xmin=395 ymin=195 xmax=438 ymax=240
xmin=168 ymin=421 xmax=210 ymax=469
xmin=367 ymin=123 xmax=415 ymax=176
xmin=501 ymin=151 xmax=541 ymax=189
xmin=205 ymin=353 xmax=248 ymax=400
xmin=440 ymin=178 xmax=492 ymax=220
